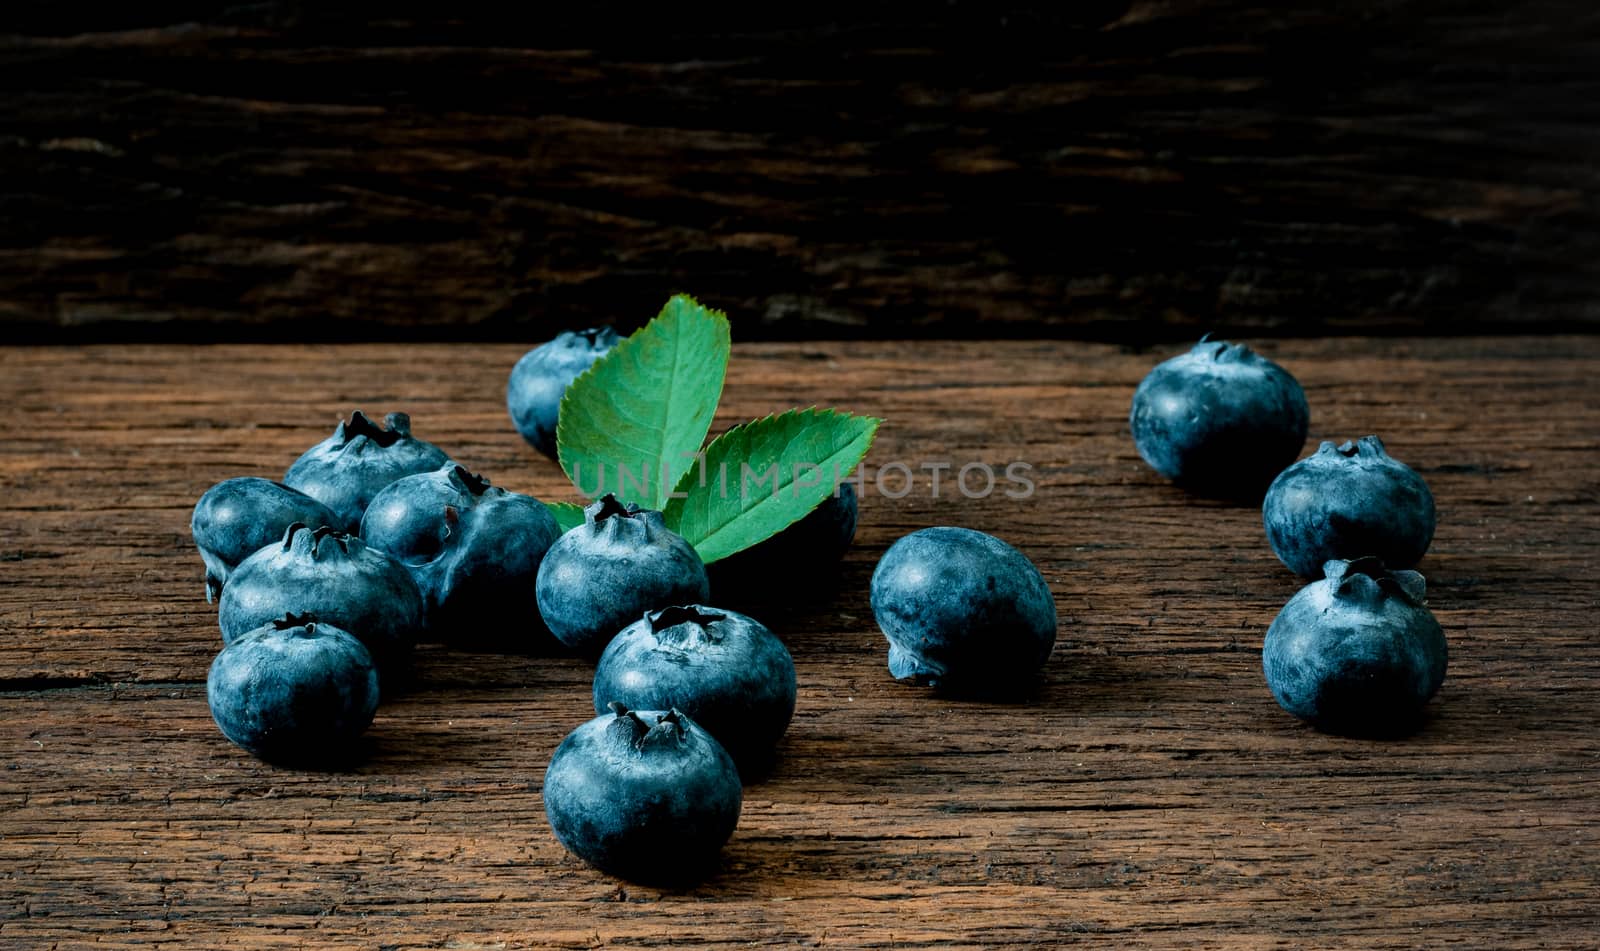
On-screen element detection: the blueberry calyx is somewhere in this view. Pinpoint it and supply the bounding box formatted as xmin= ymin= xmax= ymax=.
xmin=336 ymin=410 xmax=412 ymax=449
xmin=281 ymin=523 xmax=357 ymax=558
xmin=605 ymin=702 xmax=688 ymax=753
xmin=589 ymin=493 xmax=641 ymax=524
xmin=445 ymin=465 xmax=492 ymax=497
xmin=574 ymin=327 xmax=618 ymax=348
xmin=1325 ymin=557 xmax=1427 ymax=606
xmin=1325 ymin=435 xmax=1389 ymax=460
xmin=646 ymin=606 xmax=728 ymax=647
xmin=270 ymin=612 xmax=318 ymax=633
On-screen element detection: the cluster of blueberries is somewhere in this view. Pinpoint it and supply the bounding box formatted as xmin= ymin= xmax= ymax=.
xmin=1129 ymin=337 xmax=1448 ymax=737
xmin=189 ymin=330 xmax=867 ymax=886
xmin=188 ymin=328 xmax=1448 ymax=887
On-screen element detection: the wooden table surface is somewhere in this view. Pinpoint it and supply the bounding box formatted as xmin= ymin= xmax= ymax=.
xmin=2 ymin=337 xmax=1597 ymax=949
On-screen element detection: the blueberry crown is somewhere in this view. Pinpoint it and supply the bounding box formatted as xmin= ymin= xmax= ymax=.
xmin=1318 ymin=435 xmax=1389 ymax=461
xmin=584 ymin=493 xmax=666 ymax=542
xmin=647 ymin=605 xmax=729 ymax=647
xmin=281 ymin=523 xmax=361 ymax=559
xmin=334 ymin=410 xmax=412 ymax=449
xmin=566 ymin=326 xmax=620 ymax=351
xmin=605 ymin=702 xmax=689 ymax=753
xmin=271 ymin=612 xmax=319 ymax=635
xmin=1324 ymin=556 xmax=1426 ymax=606
xmin=443 ymin=464 xmax=492 ymax=497
xmin=1194 ymin=333 xmax=1257 ymax=363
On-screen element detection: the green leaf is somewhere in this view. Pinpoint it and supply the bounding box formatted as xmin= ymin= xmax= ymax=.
xmin=664 ymin=408 xmax=881 ymax=564
xmin=543 ymin=500 xmax=588 ymax=533
xmin=556 ymin=294 xmax=730 ymax=510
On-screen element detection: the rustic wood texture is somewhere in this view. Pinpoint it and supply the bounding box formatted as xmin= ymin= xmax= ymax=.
xmin=4 ymin=2 xmax=1600 ymax=342
xmin=1 ymin=337 xmax=1597 ymax=948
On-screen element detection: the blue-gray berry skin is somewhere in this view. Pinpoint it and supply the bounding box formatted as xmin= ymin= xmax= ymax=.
xmin=1263 ymin=436 xmax=1436 ymax=578
xmin=409 ymin=491 xmax=563 ymax=651
xmin=206 ymin=614 xmax=380 ymax=764
xmin=1129 ymin=337 xmax=1310 ymax=499
xmin=709 ymin=483 xmax=858 ymax=594
xmin=191 ymin=477 xmax=338 ymax=603
xmin=284 ymin=411 xmax=450 ymax=533
xmin=593 ymin=606 xmax=796 ymax=776
xmin=543 ymin=704 xmax=741 ymax=885
xmin=870 ymin=527 xmax=1057 ymax=697
xmin=535 ymin=494 xmax=710 ymax=656
xmin=507 ymin=328 xmax=620 ymax=459
xmin=218 ymin=525 xmax=424 ymax=684
xmin=1263 ymin=557 xmax=1447 ymax=737
xmin=361 ymin=464 xmax=494 ymax=566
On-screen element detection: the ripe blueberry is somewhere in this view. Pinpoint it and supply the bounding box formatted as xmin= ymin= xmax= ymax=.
xmin=218 ymin=524 xmax=424 ymax=684
xmin=410 ymin=492 xmax=563 ymax=650
xmin=1130 ymin=337 xmax=1310 ymax=499
xmin=360 ymin=464 xmax=495 ymax=565
xmin=284 ymin=411 xmax=450 ymax=533
xmin=191 ymin=477 xmax=338 ymax=603
xmin=1263 ymin=435 xmax=1436 ymax=578
xmin=1263 ymin=557 xmax=1448 ymax=737
xmin=543 ymin=703 xmax=741 ymax=885
xmin=507 ymin=327 xmax=620 ymax=459
xmin=870 ymin=526 xmax=1057 ymax=697
xmin=592 ymin=605 xmax=796 ymax=775
xmin=206 ymin=613 xmax=380 ymax=764
xmin=535 ymin=494 xmax=710 ymax=656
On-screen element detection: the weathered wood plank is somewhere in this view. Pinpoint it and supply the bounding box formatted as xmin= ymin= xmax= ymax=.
xmin=0 ymin=337 xmax=1597 ymax=948
xmin=3 ymin=3 xmax=1600 ymax=341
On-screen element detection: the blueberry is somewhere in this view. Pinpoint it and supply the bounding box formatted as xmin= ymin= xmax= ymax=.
xmin=1263 ymin=557 xmax=1448 ymax=737
xmin=870 ymin=526 xmax=1057 ymax=697
xmin=409 ymin=492 xmax=562 ymax=650
xmin=1263 ymin=435 xmax=1436 ymax=578
xmin=709 ymin=483 xmax=858 ymax=594
xmin=507 ymin=327 xmax=620 ymax=459
xmin=360 ymin=464 xmax=495 ymax=565
xmin=191 ymin=477 xmax=338 ymax=603
xmin=535 ymin=494 xmax=710 ymax=656
xmin=206 ymin=613 xmax=380 ymax=764
xmin=1130 ymin=337 xmax=1310 ymax=499
xmin=543 ymin=703 xmax=741 ymax=885
xmin=218 ymin=524 xmax=424 ymax=684
xmin=284 ymin=411 xmax=451 ymax=533
xmin=592 ymin=605 xmax=796 ymax=775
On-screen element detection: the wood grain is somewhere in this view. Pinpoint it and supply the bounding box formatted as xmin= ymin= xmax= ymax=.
xmin=1 ymin=337 xmax=1597 ymax=948
xmin=3 ymin=2 xmax=1600 ymax=342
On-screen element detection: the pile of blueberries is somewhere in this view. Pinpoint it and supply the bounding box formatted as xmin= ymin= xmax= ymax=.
xmin=187 ymin=329 xmax=1447 ymax=887
xmin=1129 ymin=336 xmax=1447 ymax=737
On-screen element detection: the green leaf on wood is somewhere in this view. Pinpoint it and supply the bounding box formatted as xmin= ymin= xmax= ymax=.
xmin=556 ymin=294 xmax=730 ymax=510
xmin=543 ymin=500 xmax=588 ymax=533
xmin=664 ymin=408 xmax=880 ymax=563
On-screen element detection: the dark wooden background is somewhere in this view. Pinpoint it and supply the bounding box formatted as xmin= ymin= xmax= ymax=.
xmin=4 ymin=1 xmax=1600 ymax=343
xmin=3 ymin=337 xmax=1597 ymax=947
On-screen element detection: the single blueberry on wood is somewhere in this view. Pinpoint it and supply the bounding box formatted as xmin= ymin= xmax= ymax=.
xmin=283 ymin=411 xmax=450 ymax=533
xmin=206 ymin=613 xmax=380 ymax=764
xmin=507 ymin=327 xmax=620 ymax=459
xmin=543 ymin=703 xmax=742 ymax=885
xmin=218 ymin=524 xmax=424 ymax=685
xmin=190 ymin=477 xmax=338 ymax=603
xmin=1263 ymin=557 xmax=1448 ymax=737
xmin=360 ymin=464 xmax=494 ymax=565
xmin=592 ymin=605 xmax=796 ymax=776
xmin=535 ymin=494 xmax=710 ymax=656
xmin=1129 ymin=337 xmax=1310 ymax=499
xmin=870 ymin=526 xmax=1058 ymax=697
xmin=1263 ymin=435 xmax=1436 ymax=578
xmin=408 ymin=492 xmax=563 ymax=651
